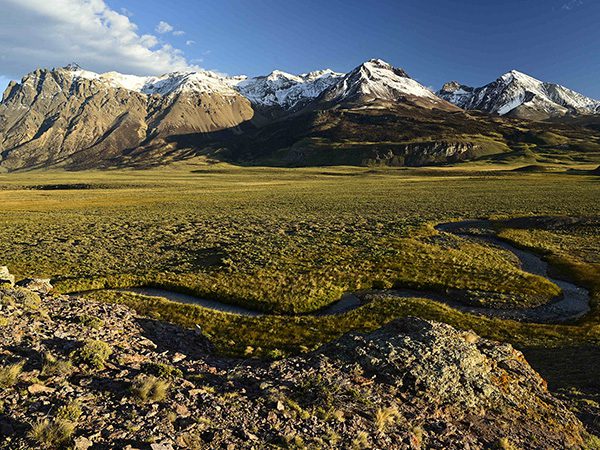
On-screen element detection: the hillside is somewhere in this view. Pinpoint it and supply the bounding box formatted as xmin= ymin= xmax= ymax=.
xmin=0 ymin=65 xmax=253 ymax=171
xmin=0 ymin=276 xmax=593 ymax=449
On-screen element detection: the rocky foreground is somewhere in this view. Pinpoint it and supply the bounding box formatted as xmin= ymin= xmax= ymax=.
xmin=0 ymin=270 xmax=595 ymax=449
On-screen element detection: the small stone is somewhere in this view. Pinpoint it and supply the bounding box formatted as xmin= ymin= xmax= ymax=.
xmin=175 ymin=403 xmax=190 ymax=417
xmin=150 ymin=443 xmax=174 ymax=450
xmin=0 ymin=266 xmax=15 ymax=287
xmin=172 ymin=352 xmax=186 ymax=363
xmin=74 ymin=436 xmax=93 ymax=450
xmin=462 ymin=332 xmax=479 ymax=344
xmin=276 ymin=401 xmax=285 ymax=411
xmin=27 ymin=384 xmax=56 ymax=394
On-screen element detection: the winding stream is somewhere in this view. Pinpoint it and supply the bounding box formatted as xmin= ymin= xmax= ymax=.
xmin=86 ymin=220 xmax=590 ymax=324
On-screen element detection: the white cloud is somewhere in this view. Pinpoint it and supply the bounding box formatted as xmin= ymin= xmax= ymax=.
xmin=155 ymin=21 xmax=174 ymax=34
xmin=186 ymin=40 xmax=196 ymax=46
xmin=173 ymin=30 xmax=185 ymax=36
xmin=0 ymin=1 xmax=198 ymax=79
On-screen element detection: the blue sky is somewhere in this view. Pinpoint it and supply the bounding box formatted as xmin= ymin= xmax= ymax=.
xmin=1 ymin=0 xmax=599 ymax=98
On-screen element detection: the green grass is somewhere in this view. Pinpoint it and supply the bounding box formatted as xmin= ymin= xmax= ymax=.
xmin=2 ymin=167 xmax=595 ymax=312
xmin=0 ymin=165 xmax=599 ymax=358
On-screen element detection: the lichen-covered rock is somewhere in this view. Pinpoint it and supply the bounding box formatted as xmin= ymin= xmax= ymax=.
xmin=318 ymin=318 xmax=585 ymax=447
xmin=0 ymin=284 xmax=593 ymax=449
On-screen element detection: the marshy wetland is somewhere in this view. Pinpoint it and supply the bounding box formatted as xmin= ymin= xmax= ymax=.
xmin=1 ymin=165 xmax=599 ymax=362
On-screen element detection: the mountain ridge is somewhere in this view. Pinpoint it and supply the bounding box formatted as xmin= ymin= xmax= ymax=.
xmin=1 ymin=59 xmax=600 ymax=171
xmin=438 ymin=70 xmax=600 ymax=119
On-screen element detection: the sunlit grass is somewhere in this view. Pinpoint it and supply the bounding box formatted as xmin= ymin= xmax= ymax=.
xmin=0 ymin=166 xmax=598 ymax=357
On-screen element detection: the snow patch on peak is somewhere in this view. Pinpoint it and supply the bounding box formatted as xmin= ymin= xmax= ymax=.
xmin=438 ymin=69 xmax=600 ymax=118
xmin=236 ymin=68 xmax=344 ymax=109
xmin=60 ymin=66 xmax=242 ymax=97
xmin=363 ymin=58 xmax=393 ymax=69
xmin=500 ymin=70 xmax=543 ymax=87
xmin=323 ymin=59 xmax=435 ymax=104
xmin=302 ymin=69 xmax=341 ymax=81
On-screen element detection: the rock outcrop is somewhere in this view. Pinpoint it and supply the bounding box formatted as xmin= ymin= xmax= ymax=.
xmin=0 ymin=278 xmax=594 ymax=449
xmin=360 ymin=141 xmax=480 ymax=166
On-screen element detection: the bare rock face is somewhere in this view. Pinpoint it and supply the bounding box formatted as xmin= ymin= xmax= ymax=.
xmin=319 ymin=318 xmax=585 ymax=447
xmin=0 ymin=66 xmax=254 ymax=171
xmin=360 ymin=141 xmax=479 ymax=166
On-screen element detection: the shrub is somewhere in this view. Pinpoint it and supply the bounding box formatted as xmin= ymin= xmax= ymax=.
xmin=41 ymin=352 xmax=73 ymax=377
xmin=143 ymin=362 xmax=183 ymax=379
xmin=130 ymin=375 xmax=169 ymax=403
xmin=70 ymin=340 xmax=112 ymax=369
xmin=0 ymin=361 xmax=24 ymax=387
xmin=374 ymin=406 xmax=399 ymax=432
xmin=28 ymin=418 xmax=75 ymax=448
xmin=56 ymin=401 xmax=82 ymax=422
xmin=78 ymin=314 xmax=104 ymax=330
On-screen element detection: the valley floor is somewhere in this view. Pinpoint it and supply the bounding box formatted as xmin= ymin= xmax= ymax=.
xmin=0 ymin=163 xmax=599 ymax=445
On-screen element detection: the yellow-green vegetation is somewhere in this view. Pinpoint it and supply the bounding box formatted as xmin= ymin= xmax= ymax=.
xmin=374 ymin=405 xmax=400 ymax=432
xmin=130 ymin=374 xmax=169 ymax=403
xmin=56 ymin=401 xmax=83 ymax=422
xmin=29 ymin=418 xmax=75 ymax=448
xmin=143 ymin=362 xmax=183 ymax=379
xmin=3 ymin=287 xmax=42 ymax=311
xmin=84 ymin=287 xmax=599 ymax=357
xmin=78 ymin=313 xmax=104 ymax=330
xmin=0 ymin=361 xmax=24 ymax=387
xmin=70 ymin=340 xmax=112 ymax=370
xmin=41 ymin=352 xmax=73 ymax=378
xmin=0 ymin=166 xmax=599 ymax=358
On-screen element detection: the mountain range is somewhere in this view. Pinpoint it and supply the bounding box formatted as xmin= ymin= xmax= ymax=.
xmin=1 ymin=59 xmax=599 ymax=171
xmin=437 ymin=70 xmax=600 ymax=120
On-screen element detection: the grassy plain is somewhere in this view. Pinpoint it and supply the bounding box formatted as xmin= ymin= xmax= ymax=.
xmin=0 ymin=164 xmax=599 ymax=360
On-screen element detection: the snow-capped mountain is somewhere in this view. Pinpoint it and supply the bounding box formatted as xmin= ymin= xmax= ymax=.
xmin=438 ymin=70 xmax=600 ymax=119
xmin=0 ymin=64 xmax=254 ymax=170
xmin=315 ymin=59 xmax=458 ymax=111
xmin=64 ymin=63 xmax=346 ymax=114
xmin=65 ymin=63 xmax=244 ymax=97
xmin=235 ymin=69 xmax=343 ymax=111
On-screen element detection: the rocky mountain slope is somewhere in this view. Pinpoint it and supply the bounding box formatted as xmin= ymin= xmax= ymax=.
xmin=315 ymin=59 xmax=458 ymax=111
xmin=236 ymin=69 xmax=343 ymax=120
xmin=438 ymin=70 xmax=600 ymax=120
xmin=0 ymin=64 xmax=253 ymax=170
xmin=1 ymin=60 xmax=600 ymax=170
xmin=0 ymin=269 xmax=596 ymax=449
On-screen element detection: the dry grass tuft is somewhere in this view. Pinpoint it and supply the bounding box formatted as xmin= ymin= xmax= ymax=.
xmin=131 ymin=375 xmax=169 ymax=403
